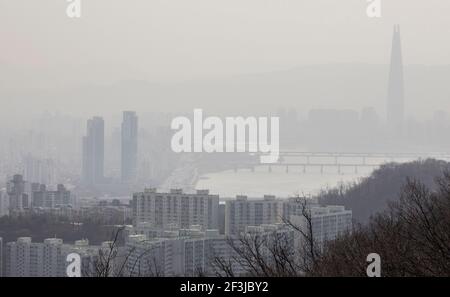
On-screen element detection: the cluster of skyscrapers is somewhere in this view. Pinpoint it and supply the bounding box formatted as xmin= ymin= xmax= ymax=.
xmin=82 ymin=111 xmax=138 ymax=185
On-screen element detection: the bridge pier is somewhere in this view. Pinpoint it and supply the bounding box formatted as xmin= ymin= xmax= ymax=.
xmin=285 ymin=166 xmax=289 ymax=173
xmin=320 ymin=165 xmax=324 ymax=175
xmin=355 ymin=165 xmax=358 ymax=174
xmin=268 ymin=166 xmax=272 ymax=173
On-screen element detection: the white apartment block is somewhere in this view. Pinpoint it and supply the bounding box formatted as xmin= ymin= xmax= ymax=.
xmin=125 ymin=233 xmax=185 ymax=277
xmin=310 ymin=205 xmax=352 ymax=245
xmin=125 ymin=228 xmax=231 ymax=277
xmin=280 ymin=197 xmax=319 ymax=221
xmin=5 ymin=237 xmax=101 ymax=277
xmin=132 ymin=189 xmax=219 ymax=230
xmin=225 ymin=196 xmax=351 ymax=237
xmin=126 ymin=193 xmax=351 ymax=276
xmin=5 ymin=237 xmax=64 ymax=277
xmin=63 ymin=239 xmax=103 ymax=276
xmin=225 ymin=195 xmax=282 ymax=236
xmin=291 ymin=205 xmax=352 ymax=250
xmin=125 ymin=224 xmax=292 ymax=277
xmin=183 ymin=229 xmax=238 ymax=276
xmin=242 ymin=224 xmax=296 ymax=268
xmin=31 ymin=184 xmax=73 ymax=209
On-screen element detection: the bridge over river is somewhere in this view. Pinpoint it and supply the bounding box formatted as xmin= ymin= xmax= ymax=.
xmin=235 ymin=151 xmax=450 ymax=174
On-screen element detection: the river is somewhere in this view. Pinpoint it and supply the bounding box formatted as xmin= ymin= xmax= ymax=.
xmin=195 ymin=165 xmax=374 ymax=198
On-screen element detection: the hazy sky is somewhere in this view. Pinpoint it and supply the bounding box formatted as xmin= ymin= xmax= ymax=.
xmin=1 ymin=0 xmax=450 ymax=122
xmin=1 ymin=0 xmax=450 ymax=87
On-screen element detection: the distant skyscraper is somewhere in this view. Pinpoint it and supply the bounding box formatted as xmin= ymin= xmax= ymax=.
xmin=121 ymin=111 xmax=138 ymax=183
xmin=7 ymin=175 xmax=31 ymax=212
xmin=387 ymin=25 xmax=405 ymax=136
xmin=82 ymin=117 xmax=105 ymax=184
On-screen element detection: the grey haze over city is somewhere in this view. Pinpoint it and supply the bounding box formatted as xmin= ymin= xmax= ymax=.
xmin=0 ymin=0 xmax=450 ymax=280
xmin=1 ymin=0 xmax=450 ymax=118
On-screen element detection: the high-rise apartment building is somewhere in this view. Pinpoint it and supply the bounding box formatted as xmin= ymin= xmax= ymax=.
xmin=224 ymin=195 xmax=282 ymax=236
xmin=132 ymin=189 xmax=219 ymax=230
xmin=31 ymin=184 xmax=72 ymax=209
xmin=225 ymin=196 xmax=352 ymax=242
xmin=5 ymin=237 xmax=68 ymax=277
xmin=125 ymin=224 xmax=292 ymax=277
xmin=5 ymin=237 xmax=101 ymax=277
xmin=280 ymin=196 xmax=318 ymax=221
xmin=290 ymin=205 xmax=352 ymax=250
xmin=82 ymin=117 xmax=105 ymax=185
xmin=121 ymin=111 xmax=138 ymax=183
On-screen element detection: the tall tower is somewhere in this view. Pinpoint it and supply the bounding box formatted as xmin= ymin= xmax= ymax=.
xmin=387 ymin=25 xmax=405 ymax=136
xmin=121 ymin=111 xmax=138 ymax=183
xmin=82 ymin=117 xmax=104 ymax=184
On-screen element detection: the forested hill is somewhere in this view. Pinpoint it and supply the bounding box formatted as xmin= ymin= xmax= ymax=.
xmin=317 ymin=159 xmax=450 ymax=224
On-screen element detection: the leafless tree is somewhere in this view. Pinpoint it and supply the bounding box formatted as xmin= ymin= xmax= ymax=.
xmin=212 ymin=197 xmax=319 ymax=277
xmin=311 ymin=173 xmax=450 ymax=277
xmin=82 ymin=226 xmax=164 ymax=277
xmin=281 ymin=197 xmax=321 ymax=275
xmin=81 ymin=226 xmax=125 ymax=277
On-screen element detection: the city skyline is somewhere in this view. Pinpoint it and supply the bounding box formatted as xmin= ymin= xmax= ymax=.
xmin=1 ymin=1 xmax=450 ymax=281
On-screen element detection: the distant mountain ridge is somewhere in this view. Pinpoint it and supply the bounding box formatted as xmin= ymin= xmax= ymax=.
xmin=1 ymin=64 xmax=450 ymax=119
